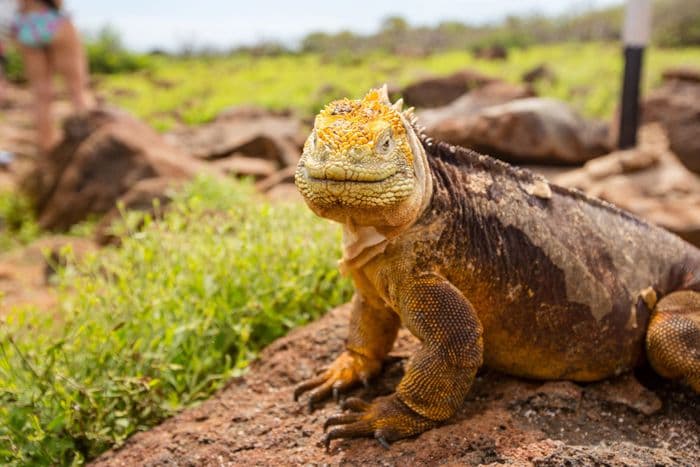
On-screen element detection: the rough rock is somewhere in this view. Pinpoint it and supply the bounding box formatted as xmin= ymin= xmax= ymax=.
xmin=166 ymin=108 xmax=305 ymax=167
xmin=532 ymin=440 xmax=694 ymax=467
xmin=427 ymin=97 xmax=611 ymax=164
xmin=401 ymin=69 xmax=499 ymax=108
xmin=555 ymin=124 xmax=700 ymax=247
xmin=19 ymin=108 xmax=215 ymax=231
xmin=522 ymin=64 xmax=557 ymax=85
xmin=643 ymin=68 xmax=700 ymax=173
xmin=584 ymin=374 xmax=662 ymax=416
xmin=93 ymin=304 xmax=699 ymax=466
xmin=473 ymin=45 xmax=508 ymax=61
xmin=212 ymin=155 xmax=278 ymax=179
xmin=418 ymin=81 xmax=535 ymax=130
xmin=513 ymin=381 xmax=583 ymax=412
xmin=662 ymin=66 xmax=700 ymax=83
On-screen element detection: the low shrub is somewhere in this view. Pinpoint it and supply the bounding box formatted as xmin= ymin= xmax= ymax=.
xmin=85 ymin=27 xmax=151 ymax=75
xmin=0 ymin=177 xmax=352 ymax=465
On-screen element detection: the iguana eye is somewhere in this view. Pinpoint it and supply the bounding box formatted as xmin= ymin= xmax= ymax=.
xmin=376 ymin=129 xmax=394 ymax=155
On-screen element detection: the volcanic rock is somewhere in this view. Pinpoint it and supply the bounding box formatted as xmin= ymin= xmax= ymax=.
xmin=427 ymin=97 xmax=610 ymax=164
xmin=20 ymin=108 xmax=215 ymax=231
xmin=401 ymin=69 xmax=499 ymax=108
xmin=643 ymin=68 xmax=700 ymax=174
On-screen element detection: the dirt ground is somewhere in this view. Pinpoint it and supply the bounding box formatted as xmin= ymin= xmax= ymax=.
xmin=0 ymin=84 xmax=73 ymax=187
xmin=93 ymin=304 xmax=700 ymax=466
xmin=0 ymin=235 xmax=96 ymax=314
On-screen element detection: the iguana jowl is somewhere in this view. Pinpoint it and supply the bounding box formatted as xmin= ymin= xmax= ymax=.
xmin=293 ymin=87 xmax=700 ymax=448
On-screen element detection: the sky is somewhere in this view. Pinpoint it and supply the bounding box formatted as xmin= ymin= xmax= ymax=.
xmin=4 ymin=0 xmax=626 ymax=51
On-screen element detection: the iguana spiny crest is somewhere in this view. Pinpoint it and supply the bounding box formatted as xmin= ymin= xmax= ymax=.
xmin=295 ymin=86 xmax=432 ymax=231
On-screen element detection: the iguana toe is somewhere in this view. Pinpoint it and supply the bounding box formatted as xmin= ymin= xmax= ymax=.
xmin=322 ymin=394 xmax=438 ymax=449
xmin=294 ymin=350 xmax=381 ymax=409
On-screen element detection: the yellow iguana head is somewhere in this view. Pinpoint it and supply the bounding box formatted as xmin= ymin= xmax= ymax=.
xmin=295 ymin=86 xmax=432 ymax=230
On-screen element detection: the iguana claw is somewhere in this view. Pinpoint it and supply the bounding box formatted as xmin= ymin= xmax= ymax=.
xmin=294 ymin=350 xmax=381 ymax=408
xmin=321 ymin=394 xmax=438 ymax=450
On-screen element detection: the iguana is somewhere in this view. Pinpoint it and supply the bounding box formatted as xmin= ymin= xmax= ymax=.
xmin=293 ymin=86 xmax=700 ymax=448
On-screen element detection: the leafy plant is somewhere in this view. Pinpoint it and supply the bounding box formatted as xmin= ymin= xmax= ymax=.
xmin=0 ymin=177 xmax=352 ymax=465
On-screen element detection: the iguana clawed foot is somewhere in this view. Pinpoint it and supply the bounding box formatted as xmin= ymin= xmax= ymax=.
xmin=294 ymin=350 xmax=380 ymax=410
xmin=322 ymin=395 xmax=438 ymax=449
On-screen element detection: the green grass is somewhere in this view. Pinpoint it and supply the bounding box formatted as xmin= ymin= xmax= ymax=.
xmin=0 ymin=191 xmax=40 ymax=253
xmin=98 ymin=43 xmax=700 ymax=130
xmin=0 ymin=178 xmax=352 ymax=465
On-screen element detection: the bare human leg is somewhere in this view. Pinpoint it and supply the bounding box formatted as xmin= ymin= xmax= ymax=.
xmin=20 ymin=45 xmax=54 ymax=154
xmin=48 ymin=18 xmax=90 ymax=114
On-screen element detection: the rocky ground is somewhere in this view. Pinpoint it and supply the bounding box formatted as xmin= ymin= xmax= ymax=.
xmin=93 ymin=304 xmax=700 ymax=466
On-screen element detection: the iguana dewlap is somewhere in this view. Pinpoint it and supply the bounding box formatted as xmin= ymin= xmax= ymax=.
xmin=294 ymin=87 xmax=700 ymax=448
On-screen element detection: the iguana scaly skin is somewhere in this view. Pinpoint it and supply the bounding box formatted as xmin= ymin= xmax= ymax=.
xmin=294 ymin=87 xmax=700 ymax=448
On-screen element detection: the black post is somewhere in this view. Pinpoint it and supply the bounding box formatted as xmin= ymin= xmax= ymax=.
xmin=618 ymin=0 xmax=651 ymax=149
xmin=618 ymin=46 xmax=645 ymax=149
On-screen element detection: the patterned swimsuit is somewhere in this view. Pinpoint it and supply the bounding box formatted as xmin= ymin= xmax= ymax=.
xmin=12 ymin=10 xmax=65 ymax=48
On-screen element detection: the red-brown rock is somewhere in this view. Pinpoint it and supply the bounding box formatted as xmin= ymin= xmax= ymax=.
xmin=212 ymin=155 xmax=278 ymax=179
xmin=473 ymin=45 xmax=508 ymax=60
xmin=166 ymin=108 xmax=305 ymax=167
xmin=643 ymin=70 xmax=700 ymax=174
xmin=427 ymin=97 xmax=610 ymax=165
xmin=661 ymin=66 xmax=700 ymax=84
xmin=555 ymin=124 xmax=700 ymax=247
xmin=418 ymin=81 xmax=535 ymax=129
xmin=522 ymin=64 xmax=557 ymax=85
xmin=401 ymin=69 xmax=500 ymax=108
xmin=20 ymin=108 xmax=216 ymax=231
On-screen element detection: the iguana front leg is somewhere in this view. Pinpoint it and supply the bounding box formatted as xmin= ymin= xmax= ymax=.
xmin=323 ymin=274 xmax=484 ymax=447
xmin=294 ymin=293 xmax=400 ymax=408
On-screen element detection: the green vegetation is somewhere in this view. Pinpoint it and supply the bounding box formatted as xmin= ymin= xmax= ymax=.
xmin=85 ymin=27 xmax=152 ymax=75
xmin=99 ymin=43 xmax=700 ymax=130
xmin=1 ymin=49 xmax=26 ymax=83
xmin=0 ymin=191 xmax=40 ymax=253
xmin=0 ymin=178 xmax=352 ymax=465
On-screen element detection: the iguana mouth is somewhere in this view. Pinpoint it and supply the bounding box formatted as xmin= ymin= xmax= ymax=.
xmin=302 ymin=166 xmax=398 ymax=183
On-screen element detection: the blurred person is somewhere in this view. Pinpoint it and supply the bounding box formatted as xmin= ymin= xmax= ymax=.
xmin=0 ymin=39 xmax=7 ymax=101
xmin=12 ymin=0 xmax=89 ymax=153
xmin=0 ymin=40 xmax=14 ymax=167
